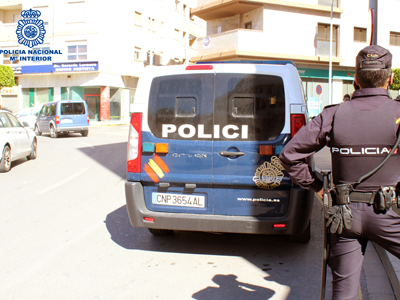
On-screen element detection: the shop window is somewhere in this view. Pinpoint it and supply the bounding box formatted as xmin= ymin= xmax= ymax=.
xmin=390 ymin=32 xmax=400 ymax=46
xmin=68 ymin=44 xmax=87 ymax=60
xmin=35 ymin=88 xmax=54 ymax=105
xmin=67 ymin=1 xmax=86 ymax=23
xmin=354 ymin=27 xmax=367 ymax=43
xmin=317 ymin=23 xmax=338 ymax=57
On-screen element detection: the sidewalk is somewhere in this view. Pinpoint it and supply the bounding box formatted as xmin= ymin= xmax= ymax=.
xmin=89 ymin=120 xmax=129 ymax=127
xmin=314 ymin=147 xmax=399 ymax=300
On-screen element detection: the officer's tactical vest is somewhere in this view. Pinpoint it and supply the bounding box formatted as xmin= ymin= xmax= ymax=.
xmin=331 ymin=99 xmax=400 ymax=191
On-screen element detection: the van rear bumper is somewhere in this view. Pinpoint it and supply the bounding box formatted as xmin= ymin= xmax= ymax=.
xmin=125 ymin=181 xmax=313 ymax=235
xmin=56 ymin=125 xmax=89 ymax=132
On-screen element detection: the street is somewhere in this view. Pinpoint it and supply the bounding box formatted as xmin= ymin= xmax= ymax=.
xmin=0 ymin=126 xmax=333 ymax=300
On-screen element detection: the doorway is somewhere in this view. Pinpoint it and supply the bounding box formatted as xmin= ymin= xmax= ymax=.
xmin=85 ymin=95 xmax=100 ymax=121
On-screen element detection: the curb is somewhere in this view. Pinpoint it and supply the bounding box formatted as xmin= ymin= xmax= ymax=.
xmin=374 ymin=242 xmax=400 ymax=299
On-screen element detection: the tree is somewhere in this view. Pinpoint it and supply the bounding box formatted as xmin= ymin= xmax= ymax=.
xmin=0 ymin=65 xmax=16 ymax=87
xmin=390 ymin=68 xmax=400 ymax=91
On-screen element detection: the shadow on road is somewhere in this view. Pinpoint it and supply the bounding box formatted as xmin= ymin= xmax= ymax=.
xmin=192 ymin=274 xmax=275 ymax=300
xmin=77 ymin=142 xmax=127 ymax=179
xmin=105 ymin=202 xmax=327 ymax=299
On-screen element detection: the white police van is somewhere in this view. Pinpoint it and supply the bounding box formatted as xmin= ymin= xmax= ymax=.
xmin=125 ymin=61 xmax=314 ymax=242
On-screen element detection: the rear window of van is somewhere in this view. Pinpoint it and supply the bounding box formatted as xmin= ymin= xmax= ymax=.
xmin=148 ymin=73 xmax=285 ymax=141
xmin=61 ymin=102 xmax=86 ymax=115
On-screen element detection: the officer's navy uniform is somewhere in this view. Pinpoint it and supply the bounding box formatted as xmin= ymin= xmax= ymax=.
xmin=279 ymin=87 xmax=400 ymax=299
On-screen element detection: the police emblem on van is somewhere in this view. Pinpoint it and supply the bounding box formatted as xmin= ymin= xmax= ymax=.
xmin=252 ymin=156 xmax=284 ymax=189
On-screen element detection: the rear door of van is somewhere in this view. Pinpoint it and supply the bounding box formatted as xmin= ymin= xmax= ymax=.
xmin=59 ymin=101 xmax=87 ymax=127
xmin=212 ymin=65 xmax=290 ymax=218
xmin=142 ymin=70 xmax=215 ymax=215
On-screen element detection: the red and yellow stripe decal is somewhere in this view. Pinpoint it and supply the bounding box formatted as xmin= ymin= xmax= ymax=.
xmin=143 ymin=155 xmax=169 ymax=183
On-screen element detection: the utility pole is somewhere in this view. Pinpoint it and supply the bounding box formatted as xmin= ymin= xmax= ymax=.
xmin=328 ymin=0 xmax=333 ymax=105
xmin=370 ymin=0 xmax=377 ymax=45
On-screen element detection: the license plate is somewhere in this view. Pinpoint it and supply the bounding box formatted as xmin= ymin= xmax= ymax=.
xmin=152 ymin=192 xmax=205 ymax=208
xmin=60 ymin=119 xmax=73 ymax=123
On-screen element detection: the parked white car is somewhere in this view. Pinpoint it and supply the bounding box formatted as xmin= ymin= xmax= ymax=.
xmin=0 ymin=110 xmax=37 ymax=172
xmin=13 ymin=105 xmax=42 ymax=129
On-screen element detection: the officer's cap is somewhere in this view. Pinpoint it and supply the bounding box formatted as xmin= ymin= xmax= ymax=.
xmin=356 ymin=45 xmax=392 ymax=71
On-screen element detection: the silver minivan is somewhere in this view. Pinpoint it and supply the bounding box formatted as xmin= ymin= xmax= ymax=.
xmin=35 ymin=100 xmax=89 ymax=138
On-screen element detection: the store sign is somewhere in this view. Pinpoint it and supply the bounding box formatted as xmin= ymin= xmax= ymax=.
xmin=19 ymin=62 xmax=99 ymax=74
xmin=0 ymin=86 xmax=19 ymax=95
xmin=53 ymin=62 xmax=99 ymax=72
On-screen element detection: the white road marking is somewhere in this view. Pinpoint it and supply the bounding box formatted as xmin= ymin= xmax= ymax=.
xmin=80 ymin=142 xmax=95 ymax=148
xmin=35 ymin=168 xmax=88 ymax=195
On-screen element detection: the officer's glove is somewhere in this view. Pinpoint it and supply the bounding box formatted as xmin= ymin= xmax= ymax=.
xmin=326 ymin=205 xmax=342 ymax=234
xmin=325 ymin=205 xmax=353 ymax=235
xmin=342 ymin=204 xmax=353 ymax=230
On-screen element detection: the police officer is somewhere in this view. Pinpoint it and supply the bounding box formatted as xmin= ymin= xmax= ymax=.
xmin=279 ymin=45 xmax=400 ymax=299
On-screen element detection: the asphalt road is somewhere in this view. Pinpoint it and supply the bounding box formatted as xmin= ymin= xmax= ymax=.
xmin=0 ymin=126 xmax=333 ymax=300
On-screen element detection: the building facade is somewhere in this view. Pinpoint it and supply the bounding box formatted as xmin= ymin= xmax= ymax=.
xmin=0 ymin=0 xmax=205 ymax=121
xmin=191 ymin=0 xmax=400 ymax=113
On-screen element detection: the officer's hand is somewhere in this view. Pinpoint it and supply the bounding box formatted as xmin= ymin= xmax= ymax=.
xmin=317 ymin=188 xmax=324 ymax=199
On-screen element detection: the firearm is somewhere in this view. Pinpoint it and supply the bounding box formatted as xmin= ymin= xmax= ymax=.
xmin=320 ymin=170 xmax=332 ymax=300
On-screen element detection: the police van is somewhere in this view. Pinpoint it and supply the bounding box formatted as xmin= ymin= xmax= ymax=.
xmin=125 ymin=61 xmax=314 ymax=242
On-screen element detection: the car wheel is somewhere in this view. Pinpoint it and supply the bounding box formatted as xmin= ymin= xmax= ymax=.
xmin=81 ymin=130 xmax=89 ymax=137
xmin=148 ymin=228 xmax=173 ymax=236
xmin=0 ymin=145 xmax=11 ymax=172
xmin=50 ymin=125 xmax=58 ymax=138
xmin=26 ymin=138 xmax=37 ymax=160
xmin=34 ymin=124 xmax=42 ymax=136
xmin=290 ymin=221 xmax=311 ymax=243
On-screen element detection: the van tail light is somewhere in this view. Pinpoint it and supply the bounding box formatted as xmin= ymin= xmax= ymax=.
xmin=87 ymin=115 xmax=90 ymax=124
xmin=55 ymin=116 xmax=59 ymax=125
xmin=291 ymin=114 xmax=306 ymax=138
xmin=127 ymin=113 xmax=143 ymax=173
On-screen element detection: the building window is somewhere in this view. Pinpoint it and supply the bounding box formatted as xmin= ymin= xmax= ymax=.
xmin=33 ymin=6 xmax=49 ymax=26
xmin=135 ymin=11 xmax=142 ymax=27
xmin=2 ymin=48 xmax=20 ymax=65
xmin=390 ymin=32 xmax=400 ymax=46
xmin=183 ymin=4 xmax=187 ymax=17
xmin=245 ymin=22 xmax=252 ymax=29
xmin=146 ymin=51 xmax=154 ymax=64
xmin=174 ymin=29 xmax=180 ymax=41
xmin=317 ymin=23 xmax=338 ymax=57
xmin=67 ymin=1 xmax=85 ymax=24
xmin=148 ymin=17 xmax=155 ymax=32
xmin=189 ymin=35 xmax=197 ymax=47
xmin=67 ymin=44 xmax=87 ymax=60
xmin=134 ymin=47 xmax=141 ymax=60
xmin=354 ymin=27 xmax=367 ymax=43
xmin=318 ymin=0 xmax=338 ymax=7
xmin=32 ymin=46 xmax=51 ymax=63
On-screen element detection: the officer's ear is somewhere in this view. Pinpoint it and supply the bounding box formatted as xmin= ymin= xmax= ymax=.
xmin=389 ymin=72 xmax=395 ymax=87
